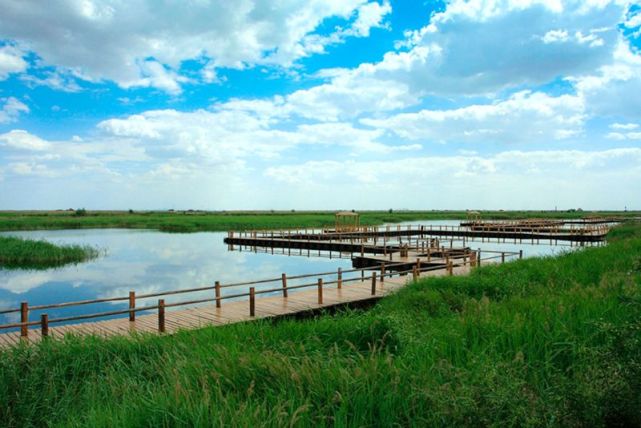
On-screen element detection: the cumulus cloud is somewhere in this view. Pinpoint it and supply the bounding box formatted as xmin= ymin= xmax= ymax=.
xmin=0 ymin=0 xmax=391 ymax=93
xmin=0 ymin=44 xmax=27 ymax=79
xmin=361 ymin=91 xmax=585 ymax=144
xmin=263 ymin=148 xmax=641 ymax=209
xmin=0 ymin=98 xmax=29 ymax=124
xmin=573 ymin=40 xmax=641 ymax=120
xmin=1 ymin=0 xmax=640 ymax=210
xmin=228 ymin=0 xmax=631 ymax=121
xmin=0 ymin=104 xmax=416 ymax=187
xmin=337 ymin=0 xmax=626 ymax=99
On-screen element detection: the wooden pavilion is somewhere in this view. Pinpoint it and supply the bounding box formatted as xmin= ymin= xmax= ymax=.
xmin=335 ymin=211 xmax=360 ymax=232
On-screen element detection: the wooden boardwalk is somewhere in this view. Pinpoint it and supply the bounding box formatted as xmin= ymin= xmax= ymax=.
xmin=0 ymin=263 xmax=471 ymax=348
xmin=226 ymin=222 xmax=611 ymax=247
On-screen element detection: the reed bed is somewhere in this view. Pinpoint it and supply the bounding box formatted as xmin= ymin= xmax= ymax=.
xmin=0 ymin=210 xmax=636 ymax=233
xmin=0 ymin=236 xmax=100 ymax=269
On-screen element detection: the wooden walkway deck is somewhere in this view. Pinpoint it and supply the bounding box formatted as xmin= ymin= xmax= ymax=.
xmin=0 ymin=264 xmax=471 ymax=348
xmin=226 ymin=223 xmax=611 ymax=247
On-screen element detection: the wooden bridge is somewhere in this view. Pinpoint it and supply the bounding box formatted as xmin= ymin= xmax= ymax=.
xmin=225 ymin=223 xmax=611 ymax=254
xmin=0 ymin=249 xmax=519 ymax=348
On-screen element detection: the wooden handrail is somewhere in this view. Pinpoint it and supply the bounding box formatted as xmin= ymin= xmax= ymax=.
xmin=0 ymin=236 xmax=551 ymax=334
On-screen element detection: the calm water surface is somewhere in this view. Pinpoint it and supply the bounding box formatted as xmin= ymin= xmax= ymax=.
xmin=0 ymin=220 xmax=588 ymax=323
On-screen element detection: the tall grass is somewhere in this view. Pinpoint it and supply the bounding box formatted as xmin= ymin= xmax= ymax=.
xmin=0 ymin=224 xmax=640 ymax=426
xmin=0 ymin=236 xmax=100 ymax=269
xmin=0 ymin=209 xmax=637 ymax=233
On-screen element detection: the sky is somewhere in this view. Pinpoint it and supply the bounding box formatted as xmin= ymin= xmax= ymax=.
xmin=0 ymin=0 xmax=640 ymax=211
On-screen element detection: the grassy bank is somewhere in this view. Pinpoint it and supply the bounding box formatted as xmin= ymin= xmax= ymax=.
xmin=0 ymin=236 xmax=100 ymax=270
xmin=0 ymin=209 xmax=638 ymax=233
xmin=0 ymin=224 xmax=640 ymax=426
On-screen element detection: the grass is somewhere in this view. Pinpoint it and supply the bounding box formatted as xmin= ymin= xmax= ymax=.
xmin=0 ymin=223 xmax=640 ymax=426
xmin=0 ymin=209 xmax=638 ymax=233
xmin=0 ymin=236 xmax=100 ymax=270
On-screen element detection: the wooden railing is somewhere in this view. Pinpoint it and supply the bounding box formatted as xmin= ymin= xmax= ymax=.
xmin=227 ymin=223 xmax=612 ymax=240
xmin=0 ymin=250 xmax=521 ymax=339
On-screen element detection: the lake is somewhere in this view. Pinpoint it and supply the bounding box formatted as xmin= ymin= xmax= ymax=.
xmin=0 ymin=220 xmax=588 ymax=324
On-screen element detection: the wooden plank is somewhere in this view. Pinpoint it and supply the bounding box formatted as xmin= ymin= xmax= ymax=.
xmin=0 ymin=258 xmax=480 ymax=348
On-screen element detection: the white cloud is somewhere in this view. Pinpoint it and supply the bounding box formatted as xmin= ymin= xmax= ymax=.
xmin=7 ymin=162 xmax=57 ymax=177
xmin=263 ymin=148 xmax=641 ymax=209
xmin=20 ymin=70 xmax=82 ymax=92
xmin=573 ymin=40 xmax=641 ymax=119
xmin=347 ymin=1 xmax=391 ymax=37
xmin=0 ymin=44 xmax=27 ymax=79
xmin=361 ymin=91 xmax=585 ymax=144
xmin=0 ymin=98 xmax=29 ymax=124
xmin=348 ymin=0 xmax=626 ymax=97
xmin=237 ymin=0 xmax=630 ymax=121
xmin=295 ymin=122 xmax=420 ymax=153
xmin=607 ymin=131 xmax=641 ymax=140
xmin=0 ymin=129 xmax=49 ymax=150
xmin=0 ymin=0 xmax=390 ymax=93
xmin=0 ymin=105 xmax=414 ymax=185
xmin=542 ymin=29 xmax=570 ymax=43
xmin=610 ymin=122 xmax=639 ymax=130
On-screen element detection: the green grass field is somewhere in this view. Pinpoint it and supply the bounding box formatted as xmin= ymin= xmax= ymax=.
xmin=1 ymin=223 xmax=639 ymax=426
xmin=0 ymin=209 xmax=637 ymax=233
xmin=0 ymin=236 xmax=100 ymax=270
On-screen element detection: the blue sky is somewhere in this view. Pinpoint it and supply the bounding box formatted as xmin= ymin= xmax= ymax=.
xmin=0 ymin=0 xmax=640 ymax=210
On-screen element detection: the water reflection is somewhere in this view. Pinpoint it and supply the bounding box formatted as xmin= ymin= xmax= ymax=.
xmin=0 ymin=221 xmax=593 ymax=323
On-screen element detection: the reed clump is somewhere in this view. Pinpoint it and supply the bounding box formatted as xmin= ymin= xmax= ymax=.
xmin=0 ymin=236 xmax=100 ymax=269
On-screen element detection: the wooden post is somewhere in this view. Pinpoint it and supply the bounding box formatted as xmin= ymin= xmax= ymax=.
xmin=281 ymin=273 xmax=288 ymax=298
xmin=448 ymin=261 xmax=453 ymax=276
xmin=478 ymin=249 xmax=482 ymax=267
xmin=41 ymin=314 xmax=49 ymax=337
xmin=337 ymin=268 xmax=342 ymax=289
xmin=371 ymin=272 xmax=377 ymax=296
xmin=412 ymin=266 xmax=418 ymax=281
xmin=215 ymin=281 xmax=221 ymax=308
xmin=158 ymin=299 xmax=165 ymax=333
xmin=20 ymin=302 xmax=28 ymax=338
xmin=519 ymin=250 xmax=523 ymax=260
xmin=317 ymin=278 xmax=323 ymax=304
xmin=249 ymin=287 xmax=255 ymax=317
xmin=380 ymin=263 xmax=385 ymax=283
xmin=501 ymin=252 xmax=505 ymax=263
xmin=129 ymin=291 xmax=136 ymax=322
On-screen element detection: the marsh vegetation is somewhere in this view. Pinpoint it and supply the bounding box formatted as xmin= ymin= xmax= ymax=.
xmin=0 ymin=236 xmax=100 ymax=270
xmin=0 ymin=223 xmax=639 ymax=426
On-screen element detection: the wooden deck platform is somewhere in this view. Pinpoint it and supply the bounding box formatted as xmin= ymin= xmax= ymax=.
xmin=0 ymin=264 xmax=471 ymax=348
xmin=226 ymin=224 xmax=609 ymax=248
